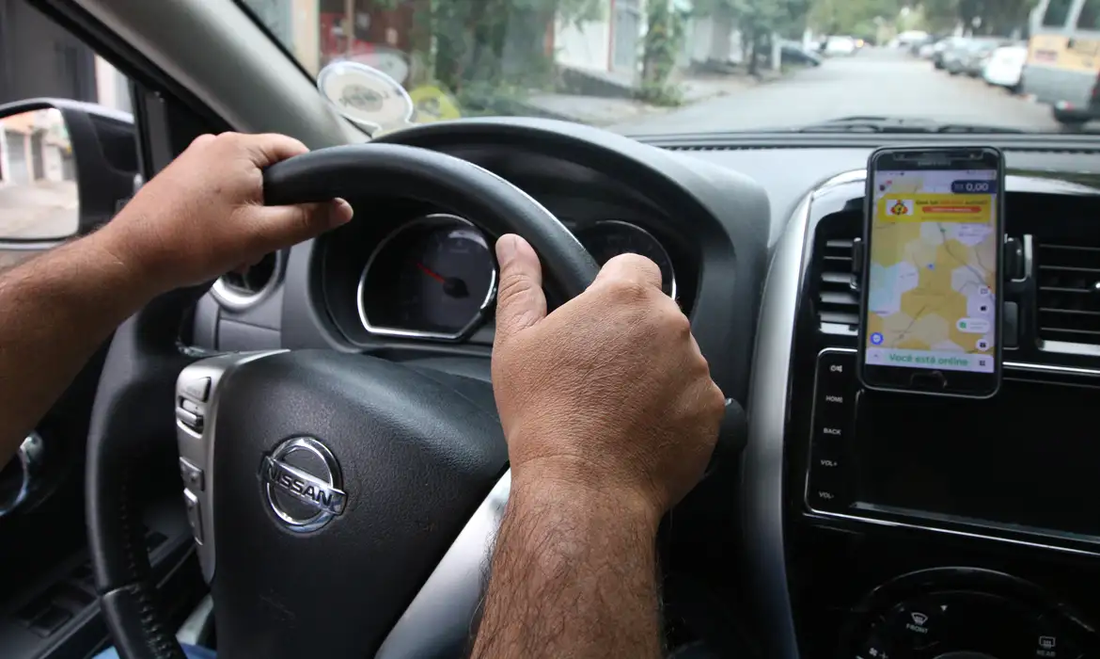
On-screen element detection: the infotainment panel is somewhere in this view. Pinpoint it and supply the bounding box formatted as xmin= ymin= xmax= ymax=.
xmin=807 ymin=349 xmax=1100 ymax=545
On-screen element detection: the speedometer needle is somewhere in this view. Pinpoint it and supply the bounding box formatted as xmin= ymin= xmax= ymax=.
xmin=416 ymin=261 xmax=470 ymax=299
xmin=416 ymin=261 xmax=445 ymax=283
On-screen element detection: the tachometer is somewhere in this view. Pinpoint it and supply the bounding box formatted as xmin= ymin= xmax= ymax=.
xmin=357 ymin=214 xmax=497 ymax=340
xmin=575 ymin=221 xmax=677 ymax=298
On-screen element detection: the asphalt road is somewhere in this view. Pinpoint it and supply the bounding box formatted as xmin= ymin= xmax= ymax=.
xmin=615 ymin=46 xmax=1070 ymax=135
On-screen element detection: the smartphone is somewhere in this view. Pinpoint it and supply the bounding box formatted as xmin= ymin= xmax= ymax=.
xmin=858 ymin=146 xmax=1004 ymax=398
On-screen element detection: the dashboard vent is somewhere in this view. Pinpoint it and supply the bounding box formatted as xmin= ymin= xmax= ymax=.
xmin=211 ymin=251 xmax=284 ymax=310
xmin=813 ymin=212 xmax=862 ymax=335
xmin=1036 ymin=242 xmax=1100 ymax=346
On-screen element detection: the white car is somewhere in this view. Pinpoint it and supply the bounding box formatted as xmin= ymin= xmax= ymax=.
xmin=983 ymin=44 xmax=1028 ymax=91
xmin=823 ymin=36 xmax=858 ymax=56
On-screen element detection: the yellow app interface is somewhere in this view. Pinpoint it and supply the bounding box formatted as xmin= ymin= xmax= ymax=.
xmin=865 ymin=169 xmax=997 ymax=374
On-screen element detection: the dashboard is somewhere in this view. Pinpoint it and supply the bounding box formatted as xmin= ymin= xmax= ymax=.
xmin=190 ymin=121 xmax=1100 ymax=659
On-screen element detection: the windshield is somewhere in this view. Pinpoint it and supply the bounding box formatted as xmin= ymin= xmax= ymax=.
xmin=239 ymin=0 xmax=1100 ymax=135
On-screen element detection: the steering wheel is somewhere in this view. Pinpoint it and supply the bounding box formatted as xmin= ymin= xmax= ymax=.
xmin=85 ymin=143 xmax=600 ymax=659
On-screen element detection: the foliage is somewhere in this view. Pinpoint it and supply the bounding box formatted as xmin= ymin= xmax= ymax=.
xmin=367 ymin=0 xmax=605 ymax=96
xmin=641 ymin=0 xmax=688 ymax=103
xmin=802 ymin=0 xmax=1037 ymax=37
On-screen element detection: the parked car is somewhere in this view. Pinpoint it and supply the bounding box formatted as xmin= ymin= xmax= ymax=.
xmin=896 ymin=30 xmax=930 ymax=49
xmin=960 ymin=38 xmax=1005 ymax=77
xmin=918 ymin=39 xmax=938 ymax=58
xmin=823 ymin=36 xmax=858 ymax=56
xmin=983 ymin=44 xmax=1029 ymax=92
xmin=780 ymin=41 xmax=823 ymax=67
xmin=932 ymin=36 xmax=968 ymax=69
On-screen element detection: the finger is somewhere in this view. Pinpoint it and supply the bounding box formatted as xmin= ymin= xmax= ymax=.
xmin=494 ymin=234 xmax=547 ymax=344
xmin=249 ymin=198 xmax=353 ymax=252
xmin=592 ymin=253 xmax=663 ymax=292
xmin=239 ymin=133 xmax=310 ymax=167
xmin=187 ymin=133 xmax=216 ymax=150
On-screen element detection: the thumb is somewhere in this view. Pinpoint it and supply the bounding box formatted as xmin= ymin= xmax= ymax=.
xmin=251 ymin=198 xmax=353 ymax=251
xmin=494 ymin=234 xmax=546 ymax=343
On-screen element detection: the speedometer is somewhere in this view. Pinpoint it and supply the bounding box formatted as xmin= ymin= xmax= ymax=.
xmin=575 ymin=221 xmax=677 ymax=298
xmin=357 ymin=214 xmax=497 ymax=340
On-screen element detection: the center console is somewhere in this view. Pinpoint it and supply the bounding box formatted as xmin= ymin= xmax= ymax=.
xmin=763 ymin=170 xmax=1100 ymax=659
xmin=807 ymin=349 xmax=1100 ymax=552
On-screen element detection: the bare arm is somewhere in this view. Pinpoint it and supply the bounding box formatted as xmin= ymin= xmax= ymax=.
xmin=471 ymin=478 xmax=662 ymax=659
xmin=0 ymin=132 xmax=351 ymax=466
xmin=0 ymin=232 xmax=159 ymax=465
xmin=473 ymin=235 xmax=724 ymax=657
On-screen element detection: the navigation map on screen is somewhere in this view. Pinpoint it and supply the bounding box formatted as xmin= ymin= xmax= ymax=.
xmin=865 ymin=169 xmax=998 ymax=374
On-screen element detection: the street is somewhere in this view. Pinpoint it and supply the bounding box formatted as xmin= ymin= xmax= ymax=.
xmin=615 ymin=47 xmax=1070 ymax=135
xmin=0 ymin=180 xmax=78 ymax=270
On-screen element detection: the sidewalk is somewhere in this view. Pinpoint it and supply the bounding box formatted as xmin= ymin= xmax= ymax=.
xmin=522 ymin=69 xmax=779 ymax=127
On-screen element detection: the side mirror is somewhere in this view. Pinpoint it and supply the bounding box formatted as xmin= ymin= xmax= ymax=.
xmin=0 ymin=98 xmax=137 ymax=245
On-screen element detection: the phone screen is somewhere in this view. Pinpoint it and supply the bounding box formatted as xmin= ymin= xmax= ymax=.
xmin=863 ymin=161 xmax=1000 ymax=389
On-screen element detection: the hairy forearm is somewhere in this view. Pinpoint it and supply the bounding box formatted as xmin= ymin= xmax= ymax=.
xmin=471 ymin=477 xmax=662 ymax=659
xmin=0 ymin=229 xmax=158 ymax=465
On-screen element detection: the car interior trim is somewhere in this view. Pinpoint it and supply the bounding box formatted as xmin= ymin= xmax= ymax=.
xmin=210 ymin=249 xmax=287 ymax=311
xmin=72 ymin=0 xmax=362 ymax=148
xmin=355 ymin=213 xmax=499 ymax=341
xmin=375 ymin=470 xmax=511 ymax=659
xmin=743 ymin=186 xmax=816 ymax=659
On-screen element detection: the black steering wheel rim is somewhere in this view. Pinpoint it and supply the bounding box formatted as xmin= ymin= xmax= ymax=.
xmin=86 ymin=143 xmax=600 ymax=659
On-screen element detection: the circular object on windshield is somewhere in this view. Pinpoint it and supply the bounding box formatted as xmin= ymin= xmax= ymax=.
xmin=575 ymin=220 xmax=677 ymax=298
xmin=357 ymin=214 xmax=497 ymax=340
xmin=316 ymin=60 xmax=414 ymax=134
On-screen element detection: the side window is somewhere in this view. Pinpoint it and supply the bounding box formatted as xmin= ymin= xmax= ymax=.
xmin=0 ymin=0 xmax=132 ymax=268
xmin=1077 ymin=0 xmax=1100 ymax=30
xmin=1042 ymin=0 xmax=1075 ymax=27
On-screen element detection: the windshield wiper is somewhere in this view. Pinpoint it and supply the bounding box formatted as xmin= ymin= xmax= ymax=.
xmin=795 ymin=116 xmax=1024 ymax=134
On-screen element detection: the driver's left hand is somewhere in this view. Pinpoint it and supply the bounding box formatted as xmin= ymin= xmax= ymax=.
xmin=97 ymin=132 xmax=353 ymax=293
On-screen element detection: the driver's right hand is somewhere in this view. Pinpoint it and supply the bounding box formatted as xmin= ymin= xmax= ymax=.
xmin=490 ymin=234 xmax=725 ymax=522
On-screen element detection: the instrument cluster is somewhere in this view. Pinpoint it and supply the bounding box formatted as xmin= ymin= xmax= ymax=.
xmin=355 ymin=214 xmax=678 ymax=341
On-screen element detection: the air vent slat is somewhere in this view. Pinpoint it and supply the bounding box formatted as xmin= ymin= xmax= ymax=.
xmin=821 ymin=272 xmax=853 ymax=285
xmin=821 ymin=291 xmax=859 ymax=306
xmin=820 ymin=310 xmax=860 ymax=325
xmin=1036 ymin=240 xmax=1100 ymax=347
xmin=1039 ymin=307 xmax=1100 ymax=316
xmin=1039 ymin=286 xmax=1091 ymax=293
xmin=1038 ymin=265 xmax=1100 ymax=274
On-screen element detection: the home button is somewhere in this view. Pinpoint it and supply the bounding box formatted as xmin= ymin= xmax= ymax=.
xmin=909 ymin=371 xmax=946 ymax=391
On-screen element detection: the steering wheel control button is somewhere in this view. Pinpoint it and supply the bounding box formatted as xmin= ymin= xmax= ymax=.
xmin=261 ymin=436 xmax=347 ymax=532
xmin=175 ymin=406 xmax=204 ymax=433
xmin=183 ymin=489 xmax=204 ymax=544
xmin=179 ymin=397 xmax=202 ymax=416
xmin=179 ymin=458 xmax=204 ymax=491
xmin=180 ymin=376 xmax=211 ymax=402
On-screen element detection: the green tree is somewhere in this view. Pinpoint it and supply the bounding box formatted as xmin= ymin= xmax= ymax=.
xmin=640 ymin=0 xmax=688 ymax=105
xmin=915 ymin=0 xmax=1037 ymax=35
xmin=372 ymin=0 xmax=602 ymax=95
xmin=809 ymin=0 xmax=903 ymax=37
